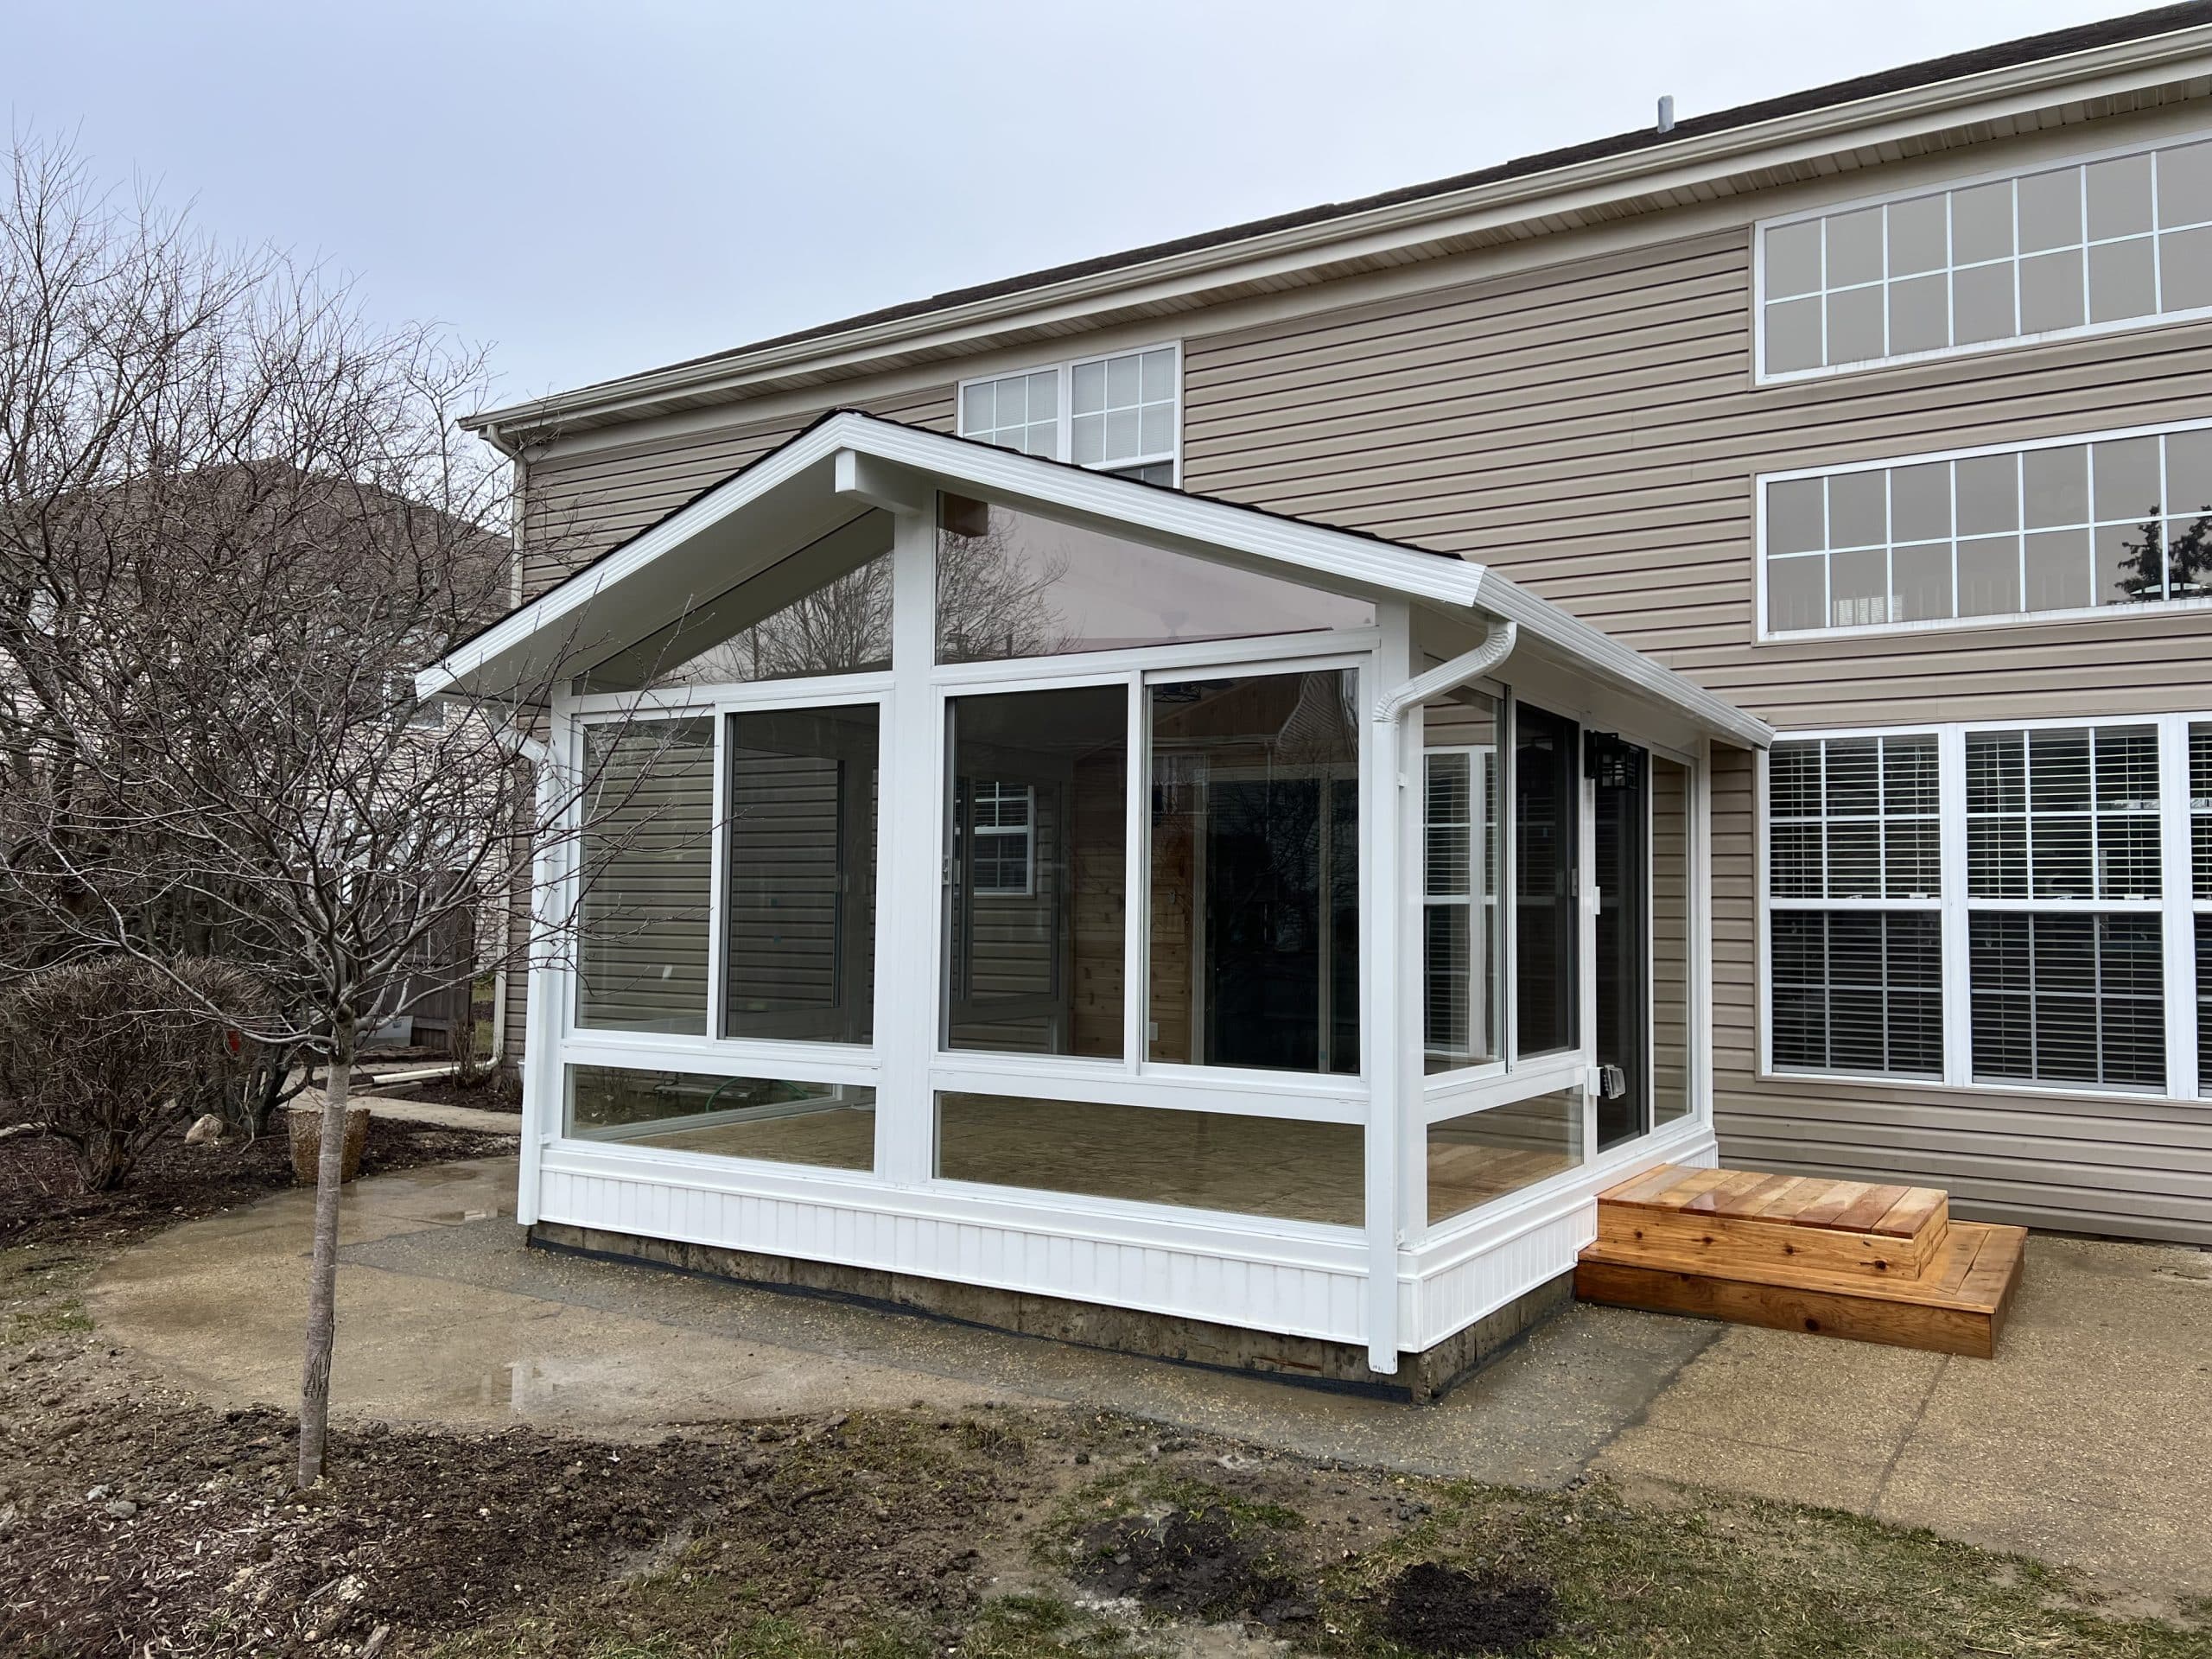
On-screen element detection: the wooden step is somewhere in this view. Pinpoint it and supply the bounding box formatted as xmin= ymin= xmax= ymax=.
xmin=1576 ymin=1166 xmax=2027 ymax=1358
xmin=1595 ymin=1163 xmax=1949 ymax=1281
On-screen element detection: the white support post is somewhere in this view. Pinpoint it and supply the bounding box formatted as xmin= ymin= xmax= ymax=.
xmin=518 ymin=707 xmax=577 ymax=1227
xmin=2159 ymin=714 xmax=2198 ymax=1101
xmin=1693 ymin=738 xmax=1715 ymax=1131
xmin=878 ymin=504 xmax=939 ymax=1185
xmin=1363 ymin=601 xmax=1412 ymax=1373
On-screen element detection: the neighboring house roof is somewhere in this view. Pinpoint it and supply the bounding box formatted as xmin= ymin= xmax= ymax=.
xmin=468 ymin=3 xmax=2212 ymax=444
xmin=423 ymin=410 xmax=1773 ymax=750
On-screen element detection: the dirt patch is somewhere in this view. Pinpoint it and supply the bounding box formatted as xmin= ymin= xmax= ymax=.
xmin=1377 ymin=1560 xmax=1556 ymax=1656
xmin=1074 ymin=1503 xmax=1309 ymax=1625
xmin=0 ymin=1395 xmax=1047 ymax=1658
xmin=0 ymin=1118 xmax=515 ymax=1250
xmin=381 ymin=1077 xmax=518 ymax=1113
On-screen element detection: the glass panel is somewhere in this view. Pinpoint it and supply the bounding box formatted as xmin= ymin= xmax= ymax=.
xmin=2019 ymin=248 xmax=2086 ymax=334
xmin=1147 ymin=671 xmax=1360 ymax=1075
xmin=1427 ymin=1088 xmax=1584 ymax=1226
xmin=1891 ymin=541 xmax=1954 ymax=622
xmin=2018 ymin=168 xmax=2084 ymax=253
xmin=937 ymin=1093 xmax=1362 ymax=1227
xmin=2085 ymin=153 xmax=2154 ymax=240
xmin=1888 ymin=272 xmax=1948 ymax=354
xmin=1515 ymin=702 xmax=1579 ymax=1058
xmin=2094 ymin=435 xmax=2162 ymax=523
xmin=936 ymin=497 xmax=1372 ymax=664
xmin=1956 ymin=454 xmax=2018 ymax=534
xmin=1825 ymin=207 xmax=1885 ymax=287
xmin=723 ymin=705 xmax=880 ymax=1043
xmin=1592 ymin=737 xmax=1649 ymax=1152
xmin=1827 ymin=471 xmax=1886 ymax=548
xmin=1956 ymin=536 xmax=2021 ymax=618
xmin=1423 ymin=688 xmax=1503 ymax=1073
xmin=1969 ymin=912 xmax=2164 ymax=1090
xmin=2024 ymin=529 xmax=2090 ymax=611
xmin=1650 ymin=755 xmax=1693 ymax=1127
xmin=2098 ymin=522 xmax=2164 ymax=605
xmin=1887 ymin=194 xmax=1948 ymax=276
xmin=944 ymin=684 xmax=1128 ymax=1058
xmin=1824 ymin=285 xmax=1885 ymax=364
xmin=579 ymin=512 xmax=893 ymax=691
xmin=567 ymin=1065 xmax=873 ymax=1172
xmin=1766 ymin=554 xmax=1825 ymax=632
xmin=1764 ymin=219 xmax=1822 ymax=297
xmin=1764 ymin=296 xmax=1822 ymax=373
xmin=2024 ymin=446 xmax=2090 ymax=527
xmin=1891 ymin=463 xmax=1951 ymax=543
xmin=1766 ymin=477 xmax=1827 ymax=554
xmin=2165 ymin=227 xmax=2212 ymax=313
xmin=576 ymin=719 xmax=715 ymax=1033
xmin=1828 ymin=545 xmax=1886 ymax=627
xmin=1769 ymin=911 xmax=1943 ymax=1076
xmin=1951 ymin=181 xmax=2015 ymax=264
xmin=2158 ymin=139 xmax=2212 ymax=227
xmin=1952 ymin=261 xmax=2017 ymax=344
xmin=2088 ymin=237 xmax=2156 ymax=323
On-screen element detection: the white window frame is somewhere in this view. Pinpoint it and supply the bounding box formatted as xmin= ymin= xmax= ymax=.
xmin=957 ymin=341 xmax=1182 ymax=485
xmin=1753 ymin=124 xmax=2212 ymax=385
xmin=1758 ymin=715 xmax=2204 ymax=1103
xmin=963 ymin=779 xmax=1036 ymax=899
xmin=1754 ymin=416 xmax=2212 ymax=645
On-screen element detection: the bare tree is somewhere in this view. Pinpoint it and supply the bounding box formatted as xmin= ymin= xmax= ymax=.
xmin=0 ymin=131 xmax=639 ymax=1486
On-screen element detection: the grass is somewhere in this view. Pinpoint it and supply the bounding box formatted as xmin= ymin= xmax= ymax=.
xmin=0 ymin=1243 xmax=96 ymax=1346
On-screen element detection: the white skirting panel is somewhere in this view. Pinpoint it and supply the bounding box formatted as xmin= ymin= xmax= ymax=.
xmin=536 ymin=1149 xmax=1370 ymax=1344
xmin=1403 ymin=1128 xmax=1719 ymax=1352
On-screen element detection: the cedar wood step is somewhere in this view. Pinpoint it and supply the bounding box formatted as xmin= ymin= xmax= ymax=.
xmin=1576 ymin=1165 xmax=2026 ymax=1358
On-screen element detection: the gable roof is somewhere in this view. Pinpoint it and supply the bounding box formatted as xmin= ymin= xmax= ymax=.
xmin=422 ymin=410 xmax=1770 ymax=749
xmin=468 ymin=5 xmax=2212 ymax=442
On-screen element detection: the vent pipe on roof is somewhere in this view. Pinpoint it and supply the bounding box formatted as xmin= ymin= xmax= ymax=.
xmin=1656 ymin=94 xmax=1675 ymax=132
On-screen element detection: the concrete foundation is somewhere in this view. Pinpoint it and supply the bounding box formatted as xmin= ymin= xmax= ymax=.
xmin=527 ymin=1219 xmax=1573 ymax=1403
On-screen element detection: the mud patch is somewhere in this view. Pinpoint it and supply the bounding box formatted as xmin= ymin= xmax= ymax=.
xmin=1074 ymin=1504 xmax=1310 ymax=1626
xmin=1378 ymin=1560 xmax=1556 ymax=1656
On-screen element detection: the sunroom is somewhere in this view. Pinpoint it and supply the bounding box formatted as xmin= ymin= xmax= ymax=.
xmin=423 ymin=412 xmax=1770 ymax=1389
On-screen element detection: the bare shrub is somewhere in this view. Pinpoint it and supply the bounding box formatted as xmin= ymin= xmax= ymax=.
xmin=0 ymin=957 xmax=264 ymax=1192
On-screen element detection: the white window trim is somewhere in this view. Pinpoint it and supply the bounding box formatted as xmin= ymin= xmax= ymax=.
xmin=1758 ymin=714 xmax=2205 ymax=1105
xmin=1752 ymin=124 xmax=2212 ymax=385
xmin=964 ymin=779 xmax=1036 ymax=899
xmin=956 ymin=340 xmax=1183 ymax=485
xmin=1753 ymin=415 xmax=2212 ymax=645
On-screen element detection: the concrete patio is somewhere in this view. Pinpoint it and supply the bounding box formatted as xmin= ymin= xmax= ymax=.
xmin=85 ymin=1154 xmax=2212 ymax=1611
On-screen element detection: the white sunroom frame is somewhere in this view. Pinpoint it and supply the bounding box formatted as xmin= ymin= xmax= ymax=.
xmin=430 ymin=411 xmax=1767 ymax=1373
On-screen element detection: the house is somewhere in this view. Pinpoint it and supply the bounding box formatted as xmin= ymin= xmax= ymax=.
xmin=423 ymin=6 xmax=2212 ymax=1393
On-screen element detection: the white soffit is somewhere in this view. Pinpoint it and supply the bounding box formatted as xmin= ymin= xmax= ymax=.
xmin=422 ymin=412 xmax=1771 ymax=748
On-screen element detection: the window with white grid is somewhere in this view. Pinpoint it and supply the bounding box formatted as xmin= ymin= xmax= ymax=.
xmin=1765 ymin=734 xmax=1943 ymax=1077
xmin=1760 ymin=132 xmax=2212 ymax=378
xmin=1765 ymin=720 xmax=2212 ymax=1098
xmin=969 ymin=781 xmax=1033 ymax=896
xmin=1762 ymin=422 xmax=2212 ymax=637
xmin=957 ymin=346 xmax=1179 ymax=484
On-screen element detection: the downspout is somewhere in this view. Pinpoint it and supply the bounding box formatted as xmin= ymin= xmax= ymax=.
xmin=1367 ymin=616 xmax=1516 ymax=1377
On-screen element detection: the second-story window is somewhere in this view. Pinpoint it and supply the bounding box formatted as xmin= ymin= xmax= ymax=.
xmin=1759 ymin=132 xmax=2212 ymax=378
xmin=959 ymin=345 xmax=1179 ymax=485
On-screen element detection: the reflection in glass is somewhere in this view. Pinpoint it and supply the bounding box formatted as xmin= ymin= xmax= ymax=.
xmin=1423 ymin=687 xmax=1502 ymax=1073
xmin=1147 ymin=671 xmax=1360 ymax=1075
xmin=944 ymin=684 xmax=1128 ymax=1057
xmin=1592 ymin=736 xmax=1649 ymax=1152
xmin=936 ymin=497 xmax=1372 ymax=664
xmin=1651 ymin=756 xmax=1693 ymax=1126
xmin=1427 ymin=1088 xmax=1584 ymax=1225
xmin=937 ymin=1092 xmax=1362 ymax=1227
xmin=568 ymin=1065 xmax=874 ymax=1172
xmin=1516 ymin=703 xmax=1580 ymax=1058
xmin=723 ymin=705 xmax=880 ymax=1043
xmin=576 ymin=720 xmax=715 ymax=1033
xmin=579 ymin=512 xmax=893 ymax=691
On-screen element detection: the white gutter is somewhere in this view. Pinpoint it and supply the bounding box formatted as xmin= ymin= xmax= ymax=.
xmin=467 ymin=22 xmax=2212 ymax=439
xmin=1375 ymin=622 xmax=1518 ymax=723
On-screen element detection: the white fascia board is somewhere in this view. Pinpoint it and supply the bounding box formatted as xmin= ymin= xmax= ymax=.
xmin=466 ymin=27 xmax=2212 ymax=439
xmin=423 ymin=412 xmax=1772 ymax=749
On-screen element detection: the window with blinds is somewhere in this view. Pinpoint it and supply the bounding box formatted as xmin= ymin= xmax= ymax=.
xmin=1767 ymin=734 xmax=1942 ymax=1077
xmin=1768 ymin=718 xmax=2208 ymax=1097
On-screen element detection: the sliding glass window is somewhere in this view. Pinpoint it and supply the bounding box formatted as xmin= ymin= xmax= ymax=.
xmin=943 ymin=684 xmax=1128 ymax=1057
xmin=722 ymin=704 xmax=880 ymax=1044
xmin=1148 ymin=670 xmax=1360 ymax=1075
xmin=575 ymin=719 xmax=715 ymax=1033
xmin=1514 ymin=702 xmax=1580 ymax=1059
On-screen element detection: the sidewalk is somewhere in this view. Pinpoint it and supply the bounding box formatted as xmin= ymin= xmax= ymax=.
xmin=83 ymin=1154 xmax=2212 ymax=1610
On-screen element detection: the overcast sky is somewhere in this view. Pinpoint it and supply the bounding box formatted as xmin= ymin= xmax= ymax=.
xmin=1 ymin=1 xmax=2149 ymax=408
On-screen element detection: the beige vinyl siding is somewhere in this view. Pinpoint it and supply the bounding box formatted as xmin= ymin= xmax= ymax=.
xmin=1182 ymin=228 xmax=2212 ymax=731
xmin=521 ymin=385 xmax=955 ymax=599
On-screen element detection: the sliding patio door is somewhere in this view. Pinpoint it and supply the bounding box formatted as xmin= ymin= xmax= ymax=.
xmin=1592 ymin=735 xmax=1650 ymax=1151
